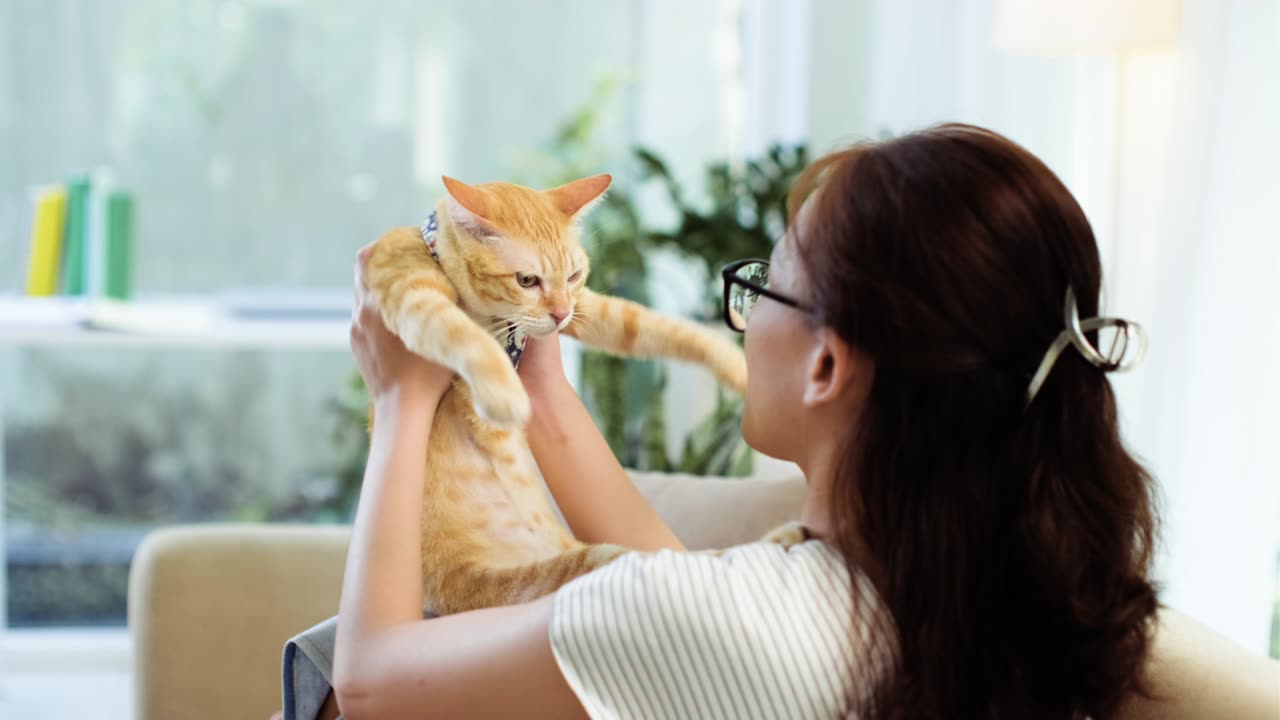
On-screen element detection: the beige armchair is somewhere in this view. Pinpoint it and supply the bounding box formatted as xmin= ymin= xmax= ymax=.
xmin=127 ymin=469 xmax=807 ymax=720
xmin=127 ymin=467 xmax=1279 ymax=720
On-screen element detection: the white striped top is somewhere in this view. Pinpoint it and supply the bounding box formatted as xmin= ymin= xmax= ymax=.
xmin=549 ymin=533 xmax=896 ymax=719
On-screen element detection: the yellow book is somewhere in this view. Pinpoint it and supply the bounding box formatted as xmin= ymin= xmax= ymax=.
xmin=24 ymin=186 xmax=69 ymax=296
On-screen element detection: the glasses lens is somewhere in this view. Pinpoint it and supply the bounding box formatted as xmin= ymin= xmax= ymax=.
xmin=728 ymin=262 xmax=769 ymax=330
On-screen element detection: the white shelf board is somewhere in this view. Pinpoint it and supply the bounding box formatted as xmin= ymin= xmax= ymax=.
xmin=0 ymin=322 xmax=350 ymax=349
xmin=0 ymin=294 xmax=350 ymax=350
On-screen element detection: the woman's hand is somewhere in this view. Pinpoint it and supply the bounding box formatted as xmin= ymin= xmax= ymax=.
xmin=350 ymin=244 xmax=454 ymax=410
xmin=519 ymin=328 xmax=687 ymax=552
xmin=517 ymin=331 xmax=572 ymax=401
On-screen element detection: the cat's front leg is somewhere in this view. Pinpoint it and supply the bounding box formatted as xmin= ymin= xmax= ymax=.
xmin=369 ymin=264 xmax=531 ymax=428
xmin=395 ymin=299 xmax=530 ymax=427
xmin=567 ymin=289 xmax=747 ymax=393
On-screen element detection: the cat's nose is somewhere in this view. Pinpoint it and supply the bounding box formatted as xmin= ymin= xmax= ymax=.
xmin=549 ymin=310 xmax=568 ymax=326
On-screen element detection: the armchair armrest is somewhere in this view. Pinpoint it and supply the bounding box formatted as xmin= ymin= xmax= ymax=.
xmin=128 ymin=523 xmax=350 ymax=720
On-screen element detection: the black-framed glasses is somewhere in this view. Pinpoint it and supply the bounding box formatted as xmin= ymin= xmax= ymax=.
xmin=720 ymin=258 xmax=810 ymax=332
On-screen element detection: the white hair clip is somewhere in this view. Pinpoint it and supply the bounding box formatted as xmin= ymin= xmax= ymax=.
xmin=1025 ymin=288 xmax=1148 ymax=407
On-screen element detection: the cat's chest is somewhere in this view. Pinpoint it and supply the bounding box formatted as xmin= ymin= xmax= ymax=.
xmin=434 ymin=397 xmax=568 ymax=558
xmin=433 ymin=382 xmax=545 ymax=498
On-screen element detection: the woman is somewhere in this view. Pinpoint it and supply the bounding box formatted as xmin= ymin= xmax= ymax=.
xmin=321 ymin=123 xmax=1164 ymax=718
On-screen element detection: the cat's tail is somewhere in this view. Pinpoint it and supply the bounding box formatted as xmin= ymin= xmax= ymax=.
xmin=567 ymin=289 xmax=747 ymax=393
xmin=425 ymin=542 xmax=630 ymax=615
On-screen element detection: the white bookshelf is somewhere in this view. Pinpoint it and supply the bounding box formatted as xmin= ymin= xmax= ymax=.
xmin=0 ymin=292 xmax=352 ymax=699
xmin=0 ymin=292 xmax=584 ymax=694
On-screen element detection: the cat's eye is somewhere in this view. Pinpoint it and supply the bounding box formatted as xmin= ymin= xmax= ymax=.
xmin=516 ymin=272 xmax=540 ymax=288
xmin=568 ymin=270 xmax=583 ymax=283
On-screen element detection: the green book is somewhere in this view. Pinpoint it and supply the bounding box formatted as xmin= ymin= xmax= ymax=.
xmin=60 ymin=174 xmax=91 ymax=296
xmin=105 ymin=191 xmax=133 ymax=300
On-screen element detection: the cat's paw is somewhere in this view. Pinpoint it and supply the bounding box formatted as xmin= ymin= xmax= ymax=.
xmin=763 ymin=521 xmax=809 ymax=549
xmin=715 ymin=343 xmax=748 ymax=394
xmin=471 ymin=378 xmax=532 ymax=429
xmin=724 ymin=356 xmax=747 ymax=394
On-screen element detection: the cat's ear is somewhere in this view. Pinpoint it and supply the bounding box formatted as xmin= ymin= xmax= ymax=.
xmin=442 ymin=176 xmax=499 ymax=240
xmin=546 ymin=174 xmax=612 ymax=221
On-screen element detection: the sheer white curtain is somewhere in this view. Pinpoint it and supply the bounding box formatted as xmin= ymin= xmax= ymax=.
xmin=805 ymin=0 xmax=1280 ymax=654
xmin=1130 ymin=0 xmax=1280 ymax=657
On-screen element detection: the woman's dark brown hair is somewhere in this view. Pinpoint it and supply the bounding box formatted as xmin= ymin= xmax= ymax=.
xmin=789 ymin=123 xmax=1159 ymax=718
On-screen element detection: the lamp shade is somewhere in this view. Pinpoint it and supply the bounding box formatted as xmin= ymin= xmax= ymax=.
xmin=994 ymin=0 xmax=1181 ymax=54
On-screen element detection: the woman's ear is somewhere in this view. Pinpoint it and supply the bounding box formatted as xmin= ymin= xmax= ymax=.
xmin=802 ymin=328 xmax=869 ymax=408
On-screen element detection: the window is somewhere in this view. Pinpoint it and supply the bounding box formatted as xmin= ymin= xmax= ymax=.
xmin=1 ymin=0 xmax=752 ymax=628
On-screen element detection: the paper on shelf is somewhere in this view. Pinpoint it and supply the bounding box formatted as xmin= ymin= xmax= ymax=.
xmin=83 ymin=298 xmax=218 ymax=335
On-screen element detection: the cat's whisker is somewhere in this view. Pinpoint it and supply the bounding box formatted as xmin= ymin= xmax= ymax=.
xmin=515 ymin=315 xmax=546 ymax=330
xmin=490 ymin=316 xmax=540 ymax=339
xmin=482 ymin=319 xmax=512 ymax=333
xmin=567 ymin=314 xmax=599 ymax=336
xmin=481 ymin=316 xmax=519 ymax=334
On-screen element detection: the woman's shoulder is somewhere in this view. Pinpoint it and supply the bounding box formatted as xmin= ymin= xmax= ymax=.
xmin=562 ymin=526 xmax=872 ymax=601
xmin=588 ymin=524 xmax=861 ymax=592
xmin=549 ymin=530 xmax=894 ymax=717
xmin=551 ymin=526 xmax=889 ymax=661
xmin=670 ymin=531 xmax=876 ymax=624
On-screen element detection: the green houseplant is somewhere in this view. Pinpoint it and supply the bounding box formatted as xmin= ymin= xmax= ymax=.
xmin=628 ymin=141 xmax=809 ymax=476
xmin=636 ymin=142 xmax=810 ymax=319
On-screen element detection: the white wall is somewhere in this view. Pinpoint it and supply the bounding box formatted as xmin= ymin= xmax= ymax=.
xmin=804 ymin=0 xmax=1280 ymax=655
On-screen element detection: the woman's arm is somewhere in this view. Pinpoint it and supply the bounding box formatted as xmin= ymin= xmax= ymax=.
xmin=332 ymin=247 xmax=589 ymax=719
xmin=519 ymin=332 xmax=685 ymax=552
xmin=331 ymin=385 xmax=436 ymax=696
xmin=337 ymin=580 xmax=587 ymax=720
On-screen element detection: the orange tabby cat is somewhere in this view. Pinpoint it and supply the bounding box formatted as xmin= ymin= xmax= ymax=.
xmin=363 ymin=173 xmax=748 ymax=614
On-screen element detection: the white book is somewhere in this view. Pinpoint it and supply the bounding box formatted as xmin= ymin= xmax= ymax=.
xmin=84 ymin=167 xmax=115 ymax=298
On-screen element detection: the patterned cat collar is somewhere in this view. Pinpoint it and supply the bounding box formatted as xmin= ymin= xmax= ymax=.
xmin=421 ymin=211 xmax=529 ymax=368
